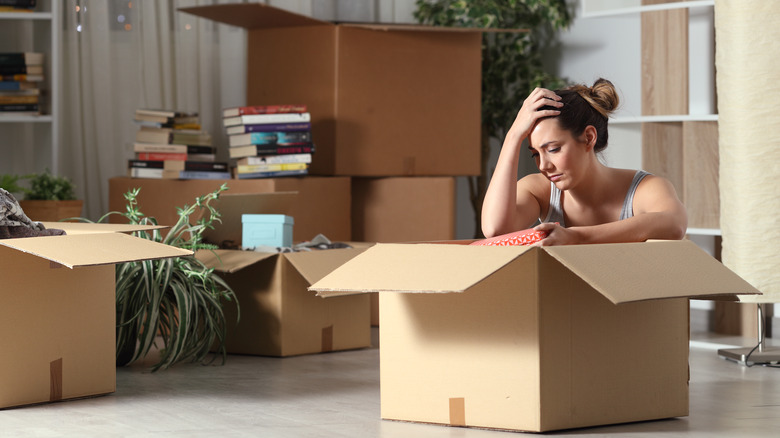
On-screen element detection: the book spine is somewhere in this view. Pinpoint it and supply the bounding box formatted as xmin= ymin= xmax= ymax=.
xmin=223 ymin=104 xmax=307 ymax=118
xmin=0 ymin=103 xmax=38 ymax=112
xmin=176 ymin=170 xmax=232 ymax=180
xmin=133 ymin=143 xmax=187 ymax=153
xmin=183 ymin=161 xmax=229 ymax=172
xmin=0 ymin=53 xmax=27 ymax=65
xmin=128 ymin=167 xmax=164 ymax=179
xmin=136 ymin=152 xmax=188 ymax=161
xmin=0 ymin=0 xmax=37 ymax=8
xmin=237 ymin=153 xmax=312 ymax=166
xmin=0 ymin=65 xmax=35 ymax=75
xmin=0 ymin=81 xmax=33 ymax=91
xmin=224 ymin=112 xmax=311 ymax=127
xmin=236 ymin=168 xmax=309 ymax=180
xmin=0 ymin=74 xmax=43 ymax=82
xmin=226 ymin=122 xmax=311 ymax=135
xmin=128 ymin=159 xmax=164 ymax=169
xmin=236 ymin=162 xmax=308 ymax=174
xmin=0 ymin=94 xmax=38 ymax=104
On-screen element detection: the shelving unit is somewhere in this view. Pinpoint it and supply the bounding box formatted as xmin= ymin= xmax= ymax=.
xmin=0 ymin=1 xmax=60 ymax=175
xmin=583 ymin=0 xmax=719 ymax=235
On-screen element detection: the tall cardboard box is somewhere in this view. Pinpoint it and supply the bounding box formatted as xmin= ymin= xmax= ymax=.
xmin=351 ymin=176 xmax=456 ymax=325
xmin=311 ymin=241 xmax=759 ymax=432
xmin=180 ymin=3 xmax=493 ymax=177
xmin=0 ymin=223 xmax=191 ymax=409
xmin=196 ymin=245 xmax=371 ymax=357
xmin=108 ymin=176 xmax=351 ymax=243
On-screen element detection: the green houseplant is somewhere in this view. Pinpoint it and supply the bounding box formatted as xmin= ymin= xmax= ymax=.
xmin=2 ymin=170 xmax=84 ymax=221
xmin=83 ymin=184 xmax=238 ymax=371
xmin=414 ymin=0 xmax=572 ymax=237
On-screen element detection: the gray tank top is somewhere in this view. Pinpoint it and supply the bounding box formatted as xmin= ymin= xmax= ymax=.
xmin=541 ymin=170 xmax=650 ymax=227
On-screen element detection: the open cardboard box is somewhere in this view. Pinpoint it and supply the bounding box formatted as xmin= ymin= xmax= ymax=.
xmin=310 ymin=240 xmax=760 ymax=432
xmin=180 ymin=4 xmax=523 ymax=176
xmin=0 ymin=222 xmax=192 ymax=409
xmin=193 ymin=192 xmax=372 ymax=356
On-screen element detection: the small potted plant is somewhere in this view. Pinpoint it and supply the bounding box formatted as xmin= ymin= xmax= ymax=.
xmin=3 ymin=170 xmax=84 ymax=222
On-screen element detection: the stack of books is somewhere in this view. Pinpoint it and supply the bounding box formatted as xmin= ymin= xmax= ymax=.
xmin=0 ymin=52 xmax=43 ymax=116
xmin=223 ymin=104 xmax=314 ymax=179
xmin=0 ymin=0 xmax=37 ymax=12
xmin=130 ymin=108 xmax=230 ymax=179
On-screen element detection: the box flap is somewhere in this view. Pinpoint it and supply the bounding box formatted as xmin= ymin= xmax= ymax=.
xmin=340 ymin=22 xmax=527 ymax=34
xmin=201 ymin=192 xmax=297 ymax=247
xmin=284 ymin=246 xmax=371 ymax=286
xmin=179 ymin=3 xmax=330 ymax=29
xmin=38 ymin=222 xmax=168 ymax=235
xmin=543 ymin=240 xmax=761 ymax=304
xmin=195 ymin=249 xmax=278 ymax=273
xmin=0 ymin=233 xmax=192 ymax=268
xmin=310 ymin=243 xmax=530 ymax=297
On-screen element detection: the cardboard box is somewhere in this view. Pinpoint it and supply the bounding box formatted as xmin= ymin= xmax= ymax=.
xmin=180 ymin=3 xmax=492 ymax=177
xmin=196 ymin=244 xmax=372 ymax=357
xmin=352 ymin=177 xmax=456 ymax=243
xmin=242 ymin=214 xmax=294 ymax=249
xmin=311 ymin=240 xmax=760 ymax=432
xmin=108 ymin=176 xmax=351 ymax=244
xmin=351 ymin=176 xmax=456 ymax=325
xmin=0 ymin=222 xmax=191 ymax=409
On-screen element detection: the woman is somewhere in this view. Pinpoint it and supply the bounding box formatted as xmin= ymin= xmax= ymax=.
xmin=481 ymin=78 xmax=687 ymax=246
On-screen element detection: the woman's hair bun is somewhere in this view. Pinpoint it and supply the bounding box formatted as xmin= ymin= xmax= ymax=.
xmin=570 ymin=78 xmax=619 ymax=119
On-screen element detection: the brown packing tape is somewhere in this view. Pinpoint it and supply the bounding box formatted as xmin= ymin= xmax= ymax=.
xmin=50 ymin=358 xmax=63 ymax=401
xmin=449 ymin=397 xmax=466 ymax=426
xmin=321 ymin=325 xmax=333 ymax=352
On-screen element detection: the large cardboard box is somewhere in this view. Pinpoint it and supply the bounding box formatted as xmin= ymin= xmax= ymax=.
xmin=180 ymin=3 xmax=493 ymax=177
xmin=0 ymin=222 xmax=191 ymax=409
xmin=108 ymin=176 xmax=351 ymax=243
xmin=351 ymin=176 xmax=456 ymax=325
xmin=311 ymin=241 xmax=760 ymax=432
xmin=196 ymin=245 xmax=371 ymax=357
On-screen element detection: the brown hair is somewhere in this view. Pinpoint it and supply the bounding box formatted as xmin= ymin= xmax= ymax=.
xmin=541 ymin=78 xmax=619 ymax=152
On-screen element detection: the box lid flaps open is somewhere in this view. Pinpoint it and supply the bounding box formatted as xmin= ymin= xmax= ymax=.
xmin=179 ymin=3 xmax=527 ymax=34
xmin=311 ymin=243 xmax=530 ymax=297
xmin=179 ymin=3 xmax=329 ymax=29
xmin=544 ymin=240 xmax=760 ymax=303
xmin=310 ymin=241 xmax=761 ymax=302
xmin=0 ymin=233 xmax=192 ymax=268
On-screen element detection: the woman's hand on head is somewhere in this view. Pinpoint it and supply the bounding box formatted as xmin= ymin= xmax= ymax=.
xmin=508 ymin=88 xmax=563 ymax=142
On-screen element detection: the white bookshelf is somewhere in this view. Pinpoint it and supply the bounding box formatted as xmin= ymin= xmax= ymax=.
xmin=0 ymin=2 xmax=60 ymax=175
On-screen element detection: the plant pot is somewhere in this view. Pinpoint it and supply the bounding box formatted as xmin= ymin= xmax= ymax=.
xmin=19 ymin=200 xmax=84 ymax=222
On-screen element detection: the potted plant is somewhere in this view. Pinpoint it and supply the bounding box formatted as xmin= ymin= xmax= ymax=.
xmin=82 ymin=183 xmax=239 ymax=371
xmin=0 ymin=169 xmax=83 ymax=222
xmin=414 ymin=0 xmax=572 ymax=237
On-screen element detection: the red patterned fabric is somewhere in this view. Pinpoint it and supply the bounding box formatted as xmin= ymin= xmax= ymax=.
xmin=470 ymin=228 xmax=548 ymax=246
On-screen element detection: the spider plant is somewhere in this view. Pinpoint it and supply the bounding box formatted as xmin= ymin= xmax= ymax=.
xmin=84 ymin=183 xmax=238 ymax=371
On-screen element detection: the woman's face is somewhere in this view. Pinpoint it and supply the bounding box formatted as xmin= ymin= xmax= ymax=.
xmin=528 ymin=118 xmax=590 ymax=190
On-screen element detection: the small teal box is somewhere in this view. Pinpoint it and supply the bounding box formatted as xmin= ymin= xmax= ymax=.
xmin=242 ymin=214 xmax=294 ymax=248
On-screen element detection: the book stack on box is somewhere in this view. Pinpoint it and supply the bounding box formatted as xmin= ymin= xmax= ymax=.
xmin=223 ymin=104 xmax=314 ymax=179
xmin=0 ymin=0 xmax=36 ymax=12
xmin=130 ymin=108 xmax=230 ymax=179
xmin=0 ymin=52 xmax=43 ymax=116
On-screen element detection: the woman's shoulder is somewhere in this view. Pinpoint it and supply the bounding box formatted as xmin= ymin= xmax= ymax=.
xmin=518 ymin=172 xmax=550 ymax=193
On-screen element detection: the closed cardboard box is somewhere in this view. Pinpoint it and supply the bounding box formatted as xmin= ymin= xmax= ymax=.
xmin=0 ymin=223 xmax=191 ymax=409
xmin=108 ymin=176 xmax=351 ymax=243
xmin=180 ymin=3 xmax=488 ymax=177
xmin=312 ymin=240 xmax=759 ymax=432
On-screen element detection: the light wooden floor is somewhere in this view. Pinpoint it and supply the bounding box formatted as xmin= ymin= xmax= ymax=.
xmin=2 ymin=327 xmax=779 ymax=437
